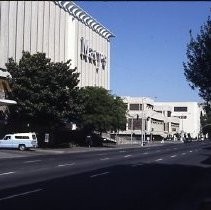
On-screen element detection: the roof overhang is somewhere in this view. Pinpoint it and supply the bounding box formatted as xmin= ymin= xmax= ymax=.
xmin=54 ymin=1 xmax=115 ymax=41
xmin=0 ymin=99 xmax=17 ymax=105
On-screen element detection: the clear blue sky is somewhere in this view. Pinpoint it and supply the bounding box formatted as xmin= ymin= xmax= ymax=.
xmin=76 ymin=1 xmax=211 ymax=102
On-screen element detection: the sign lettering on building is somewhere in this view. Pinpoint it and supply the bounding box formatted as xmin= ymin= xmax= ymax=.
xmin=80 ymin=37 xmax=106 ymax=70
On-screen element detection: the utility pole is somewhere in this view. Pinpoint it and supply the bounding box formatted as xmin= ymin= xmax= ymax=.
xmin=141 ymin=98 xmax=145 ymax=147
xmin=130 ymin=117 xmax=134 ymax=144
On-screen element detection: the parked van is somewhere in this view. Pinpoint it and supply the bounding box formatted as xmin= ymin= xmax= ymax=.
xmin=0 ymin=132 xmax=38 ymax=151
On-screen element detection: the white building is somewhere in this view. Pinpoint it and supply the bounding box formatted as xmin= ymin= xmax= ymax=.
xmin=119 ymin=97 xmax=180 ymax=141
xmin=154 ymin=102 xmax=203 ymax=138
xmin=0 ymin=1 xmax=114 ymax=89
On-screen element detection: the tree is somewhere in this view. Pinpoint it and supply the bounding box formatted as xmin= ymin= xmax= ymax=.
xmin=79 ymin=86 xmax=127 ymax=135
xmin=183 ymin=16 xmax=211 ymax=104
xmin=5 ymin=52 xmax=82 ymax=138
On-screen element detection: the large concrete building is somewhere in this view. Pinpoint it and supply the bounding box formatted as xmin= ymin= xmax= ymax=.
xmin=119 ymin=97 xmax=180 ymax=142
xmin=0 ymin=1 xmax=114 ymax=89
xmin=117 ymin=97 xmax=203 ymax=143
xmin=154 ymin=102 xmax=203 ymax=138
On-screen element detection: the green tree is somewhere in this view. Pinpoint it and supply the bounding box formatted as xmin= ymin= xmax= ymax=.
xmin=79 ymin=86 xmax=127 ymax=135
xmin=184 ymin=16 xmax=211 ymax=104
xmin=5 ymin=52 xmax=82 ymax=139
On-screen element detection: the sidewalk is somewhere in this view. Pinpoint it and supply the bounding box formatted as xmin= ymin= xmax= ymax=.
xmin=34 ymin=140 xmax=183 ymax=155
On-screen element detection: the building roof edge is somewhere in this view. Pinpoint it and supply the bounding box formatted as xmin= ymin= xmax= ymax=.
xmin=54 ymin=1 xmax=115 ymax=40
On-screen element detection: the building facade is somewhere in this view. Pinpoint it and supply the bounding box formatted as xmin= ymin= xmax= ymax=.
xmin=0 ymin=1 xmax=114 ymax=89
xmin=155 ymin=102 xmax=203 ymax=138
xmin=119 ymin=96 xmax=180 ymax=141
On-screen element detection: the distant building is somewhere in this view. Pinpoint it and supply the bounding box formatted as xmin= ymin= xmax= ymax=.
xmin=154 ymin=102 xmax=203 ymax=138
xmin=119 ymin=96 xmax=180 ymax=141
xmin=0 ymin=1 xmax=114 ymax=89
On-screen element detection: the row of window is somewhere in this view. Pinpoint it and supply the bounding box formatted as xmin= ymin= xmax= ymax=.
xmin=174 ymin=107 xmax=188 ymax=112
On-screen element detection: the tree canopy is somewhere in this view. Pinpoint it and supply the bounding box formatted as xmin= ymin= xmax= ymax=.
xmin=6 ymin=52 xmax=82 ymax=131
xmin=184 ymin=16 xmax=211 ymax=104
xmin=79 ymin=86 xmax=127 ymax=134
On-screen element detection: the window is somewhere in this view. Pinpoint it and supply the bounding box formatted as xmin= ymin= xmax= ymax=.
xmin=15 ymin=136 xmax=29 ymax=139
xmin=167 ymin=111 xmax=171 ymax=117
xmin=129 ymin=104 xmax=140 ymax=110
xmin=4 ymin=136 xmax=11 ymax=140
xmin=174 ymin=107 xmax=188 ymax=112
xmin=179 ymin=116 xmax=187 ymax=119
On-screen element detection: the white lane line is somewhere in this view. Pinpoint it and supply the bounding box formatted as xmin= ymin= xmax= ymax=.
xmin=132 ymin=163 xmax=143 ymax=167
xmin=96 ymin=153 xmax=108 ymax=156
xmin=57 ymin=163 xmax=75 ymax=167
xmin=0 ymin=189 xmax=42 ymax=201
xmin=155 ymin=158 xmax=163 ymax=162
xmin=0 ymin=171 xmax=15 ymax=176
xmin=90 ymin=172 xmax=110 ymax=178
xmin=143 ymin=152 xmax=149 ymax=155
xmin=100 ymin=158 xmax=110 ymax=161
xmin=24 ymin=160 xmax=41 ymax=163
xmin=119 ymin=151 xmax=126 ymax=153
xmin=171 ymin=155 xmax=177 ymax=158
xmin=124 ymin=155 xmax=132 ymax=158
xmin=189 ymin=150 xmax=193 ymax=153
xmin=182 ymin=153 xmax=186 ymax=155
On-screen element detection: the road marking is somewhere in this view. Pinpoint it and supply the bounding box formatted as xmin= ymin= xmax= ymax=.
xmin=124 ymin=155 xmax=132 ymax=158
xmin=90 ymin=172 xmax=110 ymax=178
xmin=24 ymin=160 xmax=41 ymax=163
xmin=96 ymin=153 xmax=108 ymax=156
xmin=132 ymin=163 xmax=143 ymax=167
xmin=0 ymin=171 xmax=15 ymax=176
xmin=57 ymin=163 xmax=75 ymax=167
xmin=155 ymin=158 xmax=163 ymax=162
xmin=143 ymin=152 xmax=149 ymax=155
xmin=171 ymin=155 xmax=177 ymax=158
xmin=189 ymin=150 xmax=193 ymax=153
xmin=100 ymin=158 xmax=110 ymax=161
xmin=0 ymin=189 xmax=42 ymax=201
xmin=119 ymin=151 xmax=126 ymax=153
xmin=182 ymin=153 xmax=186 ymax=155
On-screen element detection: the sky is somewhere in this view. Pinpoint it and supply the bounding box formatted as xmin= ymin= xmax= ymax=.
xmin=76 ymin=1 xmax=211 ymax=102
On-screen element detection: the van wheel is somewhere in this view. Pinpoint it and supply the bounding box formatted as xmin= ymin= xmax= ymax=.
xmin=19 ymin=144 xmax=26 ymax=151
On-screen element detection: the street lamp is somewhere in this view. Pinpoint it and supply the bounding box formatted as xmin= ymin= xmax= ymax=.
xmin=141 ymin=97 xmax=147 ymax=147
xmin=129 ymin=114 xmax=139 ymax=144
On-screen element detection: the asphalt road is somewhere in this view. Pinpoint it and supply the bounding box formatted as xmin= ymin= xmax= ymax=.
xmin=0 ymin=141 xmax=211 ymax=210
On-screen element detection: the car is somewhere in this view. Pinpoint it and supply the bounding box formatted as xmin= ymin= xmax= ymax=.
xmin=0 ymin=132 xmax=38 ymax=151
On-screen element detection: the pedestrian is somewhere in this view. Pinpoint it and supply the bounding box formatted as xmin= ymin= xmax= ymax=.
xmin=86 ymin=135 xmax=92 ymax=148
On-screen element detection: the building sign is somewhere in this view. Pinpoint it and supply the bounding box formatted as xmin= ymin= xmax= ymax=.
xmin=80 ymin=37 xmax=106 ymax=70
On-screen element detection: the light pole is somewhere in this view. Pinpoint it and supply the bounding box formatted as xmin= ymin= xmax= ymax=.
xmin=130 ymin=117 xmax=134 ymax=144
xmin=141 ymin=97 xmax=146 ymax=147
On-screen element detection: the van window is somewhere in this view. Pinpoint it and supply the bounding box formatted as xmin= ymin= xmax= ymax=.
xmin=32 ymin=135 xmax=36 ymax=140
xmin=15 ymin=136 xmax=29 ymax=139
xmin=4 ymin=136 xmax=11 ymax=140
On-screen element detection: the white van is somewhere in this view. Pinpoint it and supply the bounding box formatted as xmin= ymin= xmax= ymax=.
xmin=0 ymin=133 xmax=38 ymax=151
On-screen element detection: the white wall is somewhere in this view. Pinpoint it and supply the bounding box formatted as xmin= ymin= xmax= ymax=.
xmin=0 ymin=1 xmax=111 ymax=89
xmin=155 ymin=102 xmax=202 ymax=138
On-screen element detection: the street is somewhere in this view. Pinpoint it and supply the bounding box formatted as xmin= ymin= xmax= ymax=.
xmin=0 ymin=141 xmax=211 ymax=210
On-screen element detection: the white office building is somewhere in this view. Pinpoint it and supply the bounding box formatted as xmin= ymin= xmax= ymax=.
xmin=0 ymin=1 xmax=114 ymax=89
xmin=154 ymin=102 xmax=203 ymax=138
xmin=119 ymin=96 xmax=180 ymax=141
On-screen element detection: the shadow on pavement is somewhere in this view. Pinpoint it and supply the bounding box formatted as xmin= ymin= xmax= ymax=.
xmin=0 ymin=155 xmax=211 ymax=210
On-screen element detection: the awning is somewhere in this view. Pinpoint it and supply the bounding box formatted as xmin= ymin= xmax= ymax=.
xmin=0 ymin=99 xmax=17 ymax=105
